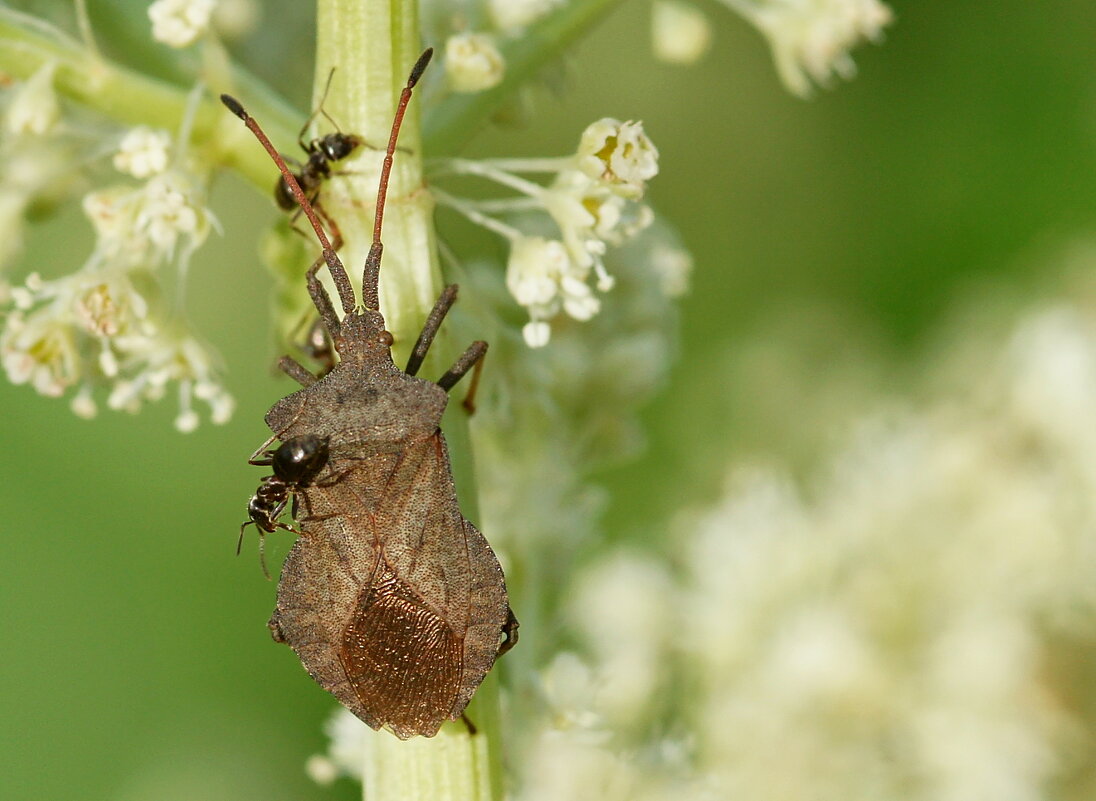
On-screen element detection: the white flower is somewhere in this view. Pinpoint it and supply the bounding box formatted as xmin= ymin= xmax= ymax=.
xmin=507 ymin=236 xmax=569 ymax=308
xmin=134 ymin=173 xmax=209 ymax=259
xmin=539 ymin=652 xmax=605 ymax=732
xmin=1 ymin=312 xmax=80 ymax=397
xmin=544 ymin=169 xmax=651 ymax=282
xmin=444 ymin=32 xmax=506 ymax=93
xmin=113 ymin=127 xmax=172 ymax=178
xmin=6 ymin=62 xmax=61 ymax=136
xmin=523 ymin=320 xmax=551 ymax=348
xmin=730 ymin=0 xmax=895 ymax=97
xmin=104 ymin=329 xmax=233 ymax=429
xmin=82 ymin=187 xmax=135 ymax=245
xmin=148 ymin=0 xmax=216 ymax=48
xmin=576 ymin=118 xmax=660 ymax=199
xmin=504 ymin=234 xmax=606 ymax=343
xmin=488 ymin=0 xmax=564 ymax=33
xmin=652 ymin=1 xmax=713 ymax=65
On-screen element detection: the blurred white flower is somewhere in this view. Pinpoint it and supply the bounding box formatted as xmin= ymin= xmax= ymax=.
xmin=113 ymin=127 xmax=172 ymax=179
xmin=522 ymin=320 xmax=551 ymax=348
xmin=148 ymin=0 xmax=216 ymax=48
xmin=135 ymin=173 xmax=206 ymax=257
xmin=488 ymin=0 xmax=564 ymax=33
xmin=445 ymin=32 xmax=506 ymax=93
xmin=649 ymin=243 xmax=692 ymax=297
xmin=1 ymin=311 xmax=80 ymax=397
xmin=652 ymin=1 xmax=713 ymax=65
xmin=1 ymin=266 xmax=231 ymax=430
xmin=6 ymin=62 xmax=61 ymax=136
xmin=723 ymin=0 xmax=894 ymax=97
xmin=569 ymin=552 xmax=674 ymax=725
xmin=211 ymin=0 xmax=260 ymax=39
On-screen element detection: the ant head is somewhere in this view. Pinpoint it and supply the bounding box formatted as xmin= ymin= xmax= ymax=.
xmin=319 ymin=132 xmax=361 ymax=162
xmin=335 ymin=310 xmax=394 ymax=366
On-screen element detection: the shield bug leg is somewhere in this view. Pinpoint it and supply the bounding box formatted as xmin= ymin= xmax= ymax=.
xmin=277 ymin=355 xmax=317 ymax=387
xmin=437 ymin=340 xmax=487 ymax=392
xmin=405 ymin=284 xmax=459 ymax=376
xmin=305 ymin=251 xmax=343 ymax=338
xmin=460 ymin=713 xmax=478 ymax=736
xmin=498 ymin=607 xmax=520 ymax=656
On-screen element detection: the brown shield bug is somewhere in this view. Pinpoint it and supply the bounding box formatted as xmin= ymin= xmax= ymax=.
xmin=221 ymin=48 xmax=518 ymax=739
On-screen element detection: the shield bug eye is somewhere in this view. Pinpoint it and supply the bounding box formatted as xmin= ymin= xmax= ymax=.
xmin=272 ymin=435 xmax=329 ymax=484
xmin=378 ymin=331 xmax=394 ymax=347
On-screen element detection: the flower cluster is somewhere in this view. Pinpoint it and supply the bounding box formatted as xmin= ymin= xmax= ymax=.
xmin=0 ymin=62 xmax=229 ymax=431
xmin=433 ymin=118 xmax=660 ymax=347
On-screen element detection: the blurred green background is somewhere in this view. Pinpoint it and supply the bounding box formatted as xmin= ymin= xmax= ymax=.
xmin=4 ymin=1 xmax=1096 ymax=799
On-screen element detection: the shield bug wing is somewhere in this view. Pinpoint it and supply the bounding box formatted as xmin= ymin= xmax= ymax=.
xmin=270 ymin=432 xmax=508 ymax=738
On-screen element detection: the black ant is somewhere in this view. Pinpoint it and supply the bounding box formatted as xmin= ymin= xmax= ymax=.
xmin=275 ymin=69 xmax=363 ymax=235
xmin=239 ymin=434 xmax=329 ymax=579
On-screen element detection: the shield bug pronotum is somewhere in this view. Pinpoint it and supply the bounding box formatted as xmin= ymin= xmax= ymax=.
xmin=222 ymin=48 xmax=518 ymax=739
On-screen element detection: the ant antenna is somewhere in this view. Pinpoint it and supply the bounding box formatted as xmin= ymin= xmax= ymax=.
xmin=299 ymin=67 xmax=343 ymax=147
xmin=221 ymin=92 xmax=356 ymax=315
xmin=361 ymin=47 xmax=433 ymax=311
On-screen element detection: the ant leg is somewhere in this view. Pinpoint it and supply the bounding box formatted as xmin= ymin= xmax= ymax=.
xmin=278 ymin=356 xmax=317 ymax=387
xmin=405 ymin=285 xmax=458 ymax=376
xmin=248 ymin=434 xmax=279 ymax=465
xmin=438 ymin=341 xmax=487 ymax=409
xmin=237 ymin=520 xmax=254 ymax=556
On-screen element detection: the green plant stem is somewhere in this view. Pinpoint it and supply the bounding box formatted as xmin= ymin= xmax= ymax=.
xmin=0 ymin=8 xmax=298 ymax=188
xmin=422 ymin=0 xmax=628 ymax=154
xmin=312 ymin=2 xmax=499 ymax=801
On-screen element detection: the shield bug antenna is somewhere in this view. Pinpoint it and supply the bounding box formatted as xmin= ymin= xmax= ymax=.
xmin=222 ymin=48 xmax=519 ymax=739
